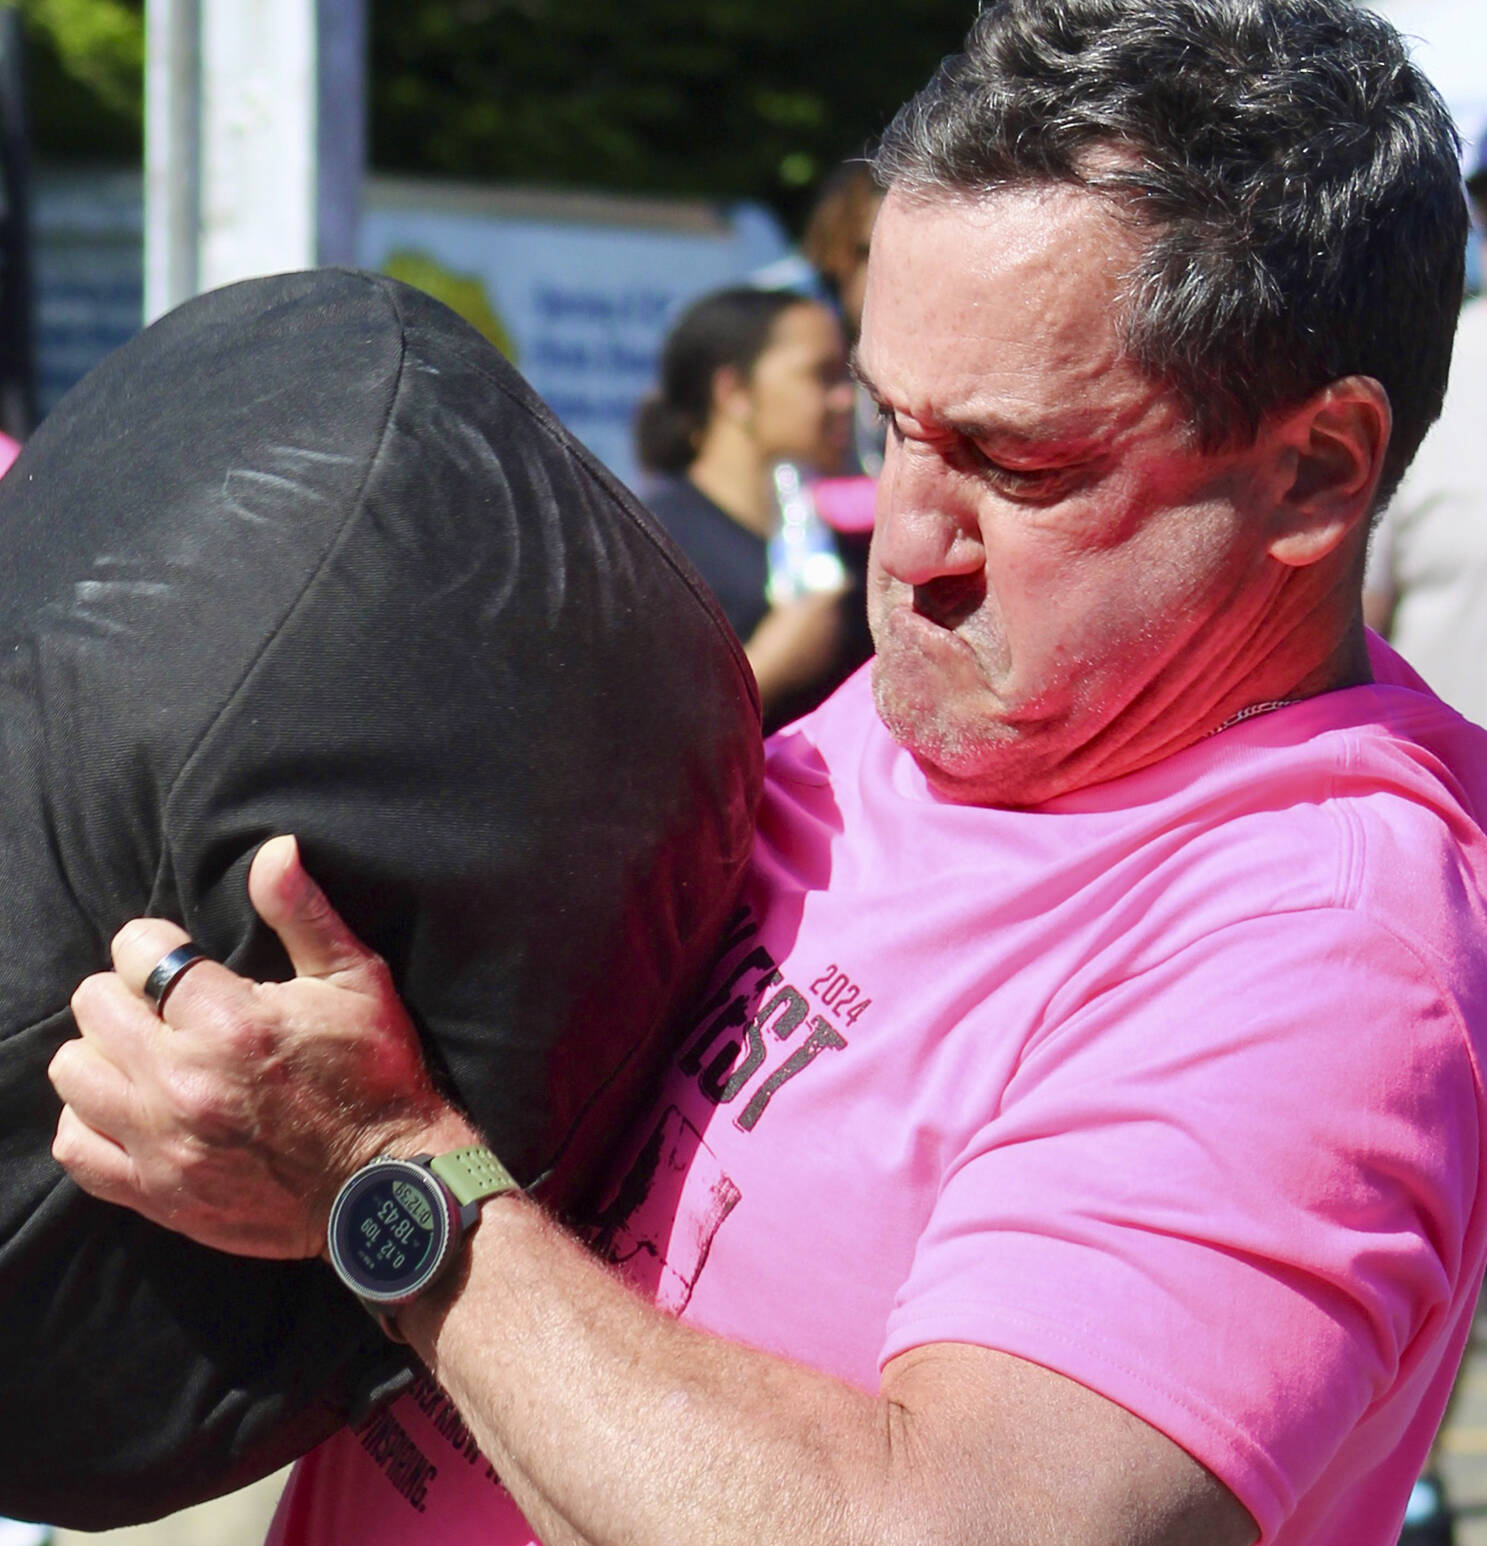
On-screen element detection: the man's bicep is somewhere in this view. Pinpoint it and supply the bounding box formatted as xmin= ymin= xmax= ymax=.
xmin=880 ymin=1342 xmax=1258 ymax=1546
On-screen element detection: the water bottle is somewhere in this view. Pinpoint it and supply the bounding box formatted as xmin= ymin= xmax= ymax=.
xmin=765 ymin=462 xmax=847 ymax=606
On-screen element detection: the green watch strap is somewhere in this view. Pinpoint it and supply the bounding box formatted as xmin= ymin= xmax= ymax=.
xmin=428 ymin=1145 xmax=520 ymax=1207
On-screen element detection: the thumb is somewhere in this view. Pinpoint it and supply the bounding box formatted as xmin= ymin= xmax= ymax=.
xmin=248 ymin=835 xmax=383 ymax=988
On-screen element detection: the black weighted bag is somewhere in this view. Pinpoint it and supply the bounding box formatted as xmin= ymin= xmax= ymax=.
xmin=0 ymin=270 xmax=762 ymax=1526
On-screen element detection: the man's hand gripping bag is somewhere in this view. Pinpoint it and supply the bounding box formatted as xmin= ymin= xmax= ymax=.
xmin=0 ymin=271 xmax=762 ymax=1525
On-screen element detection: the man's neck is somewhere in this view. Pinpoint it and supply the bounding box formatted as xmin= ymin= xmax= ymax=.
xmin=902 ymin=609 xmax=1377 ymax=812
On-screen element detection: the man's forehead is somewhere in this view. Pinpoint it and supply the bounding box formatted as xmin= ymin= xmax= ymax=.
xmin=855 ymin=185 xmax=1160 ymax=445
xmin=871 ymin=178 xmax=1139 ymax=262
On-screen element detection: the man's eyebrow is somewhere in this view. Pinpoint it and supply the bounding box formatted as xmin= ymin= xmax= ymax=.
xmin=848 ymin=347 xmax=1112 ymax=460
xmin=954 ymin=417 xmax=1107 ymax=462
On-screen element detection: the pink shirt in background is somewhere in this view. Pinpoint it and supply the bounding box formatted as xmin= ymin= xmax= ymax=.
xmin=274 ymin=635 xmax=1487 ymax=1546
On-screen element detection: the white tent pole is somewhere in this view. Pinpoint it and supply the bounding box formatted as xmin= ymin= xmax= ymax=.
xmin=143 ymin=0 xmax=200 ymax=323
xmin=144 ymin=0 xmax=365 ymax=323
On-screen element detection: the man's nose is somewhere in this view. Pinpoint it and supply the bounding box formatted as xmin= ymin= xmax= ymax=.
xmin=871 ymin=444 xmax=985 ymax=587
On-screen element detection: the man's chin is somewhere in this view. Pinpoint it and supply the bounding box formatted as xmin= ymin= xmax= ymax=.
xmin=869 ymin=662 xmax=1071 ymax=807
xmin=873 ymin=669 xmax=1006 ymax=788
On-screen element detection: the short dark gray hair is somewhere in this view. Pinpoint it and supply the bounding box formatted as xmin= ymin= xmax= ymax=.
xmin=874 ymin=0 xmax=1467 ymax=505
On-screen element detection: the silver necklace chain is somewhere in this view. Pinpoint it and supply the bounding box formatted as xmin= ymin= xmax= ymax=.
xmin=1204 ymin=698 xmax=1298 ymax=738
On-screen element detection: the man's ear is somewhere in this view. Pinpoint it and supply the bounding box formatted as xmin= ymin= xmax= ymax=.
xmin=1266 ymin=376 xmax=1391 ymax=567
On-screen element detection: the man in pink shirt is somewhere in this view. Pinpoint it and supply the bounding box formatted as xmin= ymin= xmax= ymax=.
xmin=47 ymin=1 xmax=1487 ymax=1543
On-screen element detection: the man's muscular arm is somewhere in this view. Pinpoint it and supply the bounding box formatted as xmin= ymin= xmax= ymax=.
xmin=409 ymin=1200 xmax=1254 ymax=1546
xmin=50 ymin=837 xmax=1256 ymax=1546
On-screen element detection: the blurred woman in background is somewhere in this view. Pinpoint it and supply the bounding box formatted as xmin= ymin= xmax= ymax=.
xmin=635 ymin=286 xmax=867 ymax=731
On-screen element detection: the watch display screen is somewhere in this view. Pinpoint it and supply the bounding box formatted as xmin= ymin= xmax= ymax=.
xmin=330 ymin=1164 xmax=449 ymax=1300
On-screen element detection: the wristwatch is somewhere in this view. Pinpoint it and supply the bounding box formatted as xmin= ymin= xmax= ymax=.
xmin=327 ymin=1145 xmax=520 ymax=1339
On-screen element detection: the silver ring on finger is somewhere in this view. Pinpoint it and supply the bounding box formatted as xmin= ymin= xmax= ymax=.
xmin=142 ymin=942 xmax=210 ymax=1017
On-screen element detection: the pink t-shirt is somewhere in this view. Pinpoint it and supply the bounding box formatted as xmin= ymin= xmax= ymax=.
xmin=273 ymin=638 xmax=1487 ymax=1546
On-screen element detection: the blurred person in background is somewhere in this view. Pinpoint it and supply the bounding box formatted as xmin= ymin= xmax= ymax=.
xmin=799 ymin=160 xmax=882 ymax=348
xmin=758 ymin=158 xmax=887 ymax=477
xmin=1364 ymin=131 xmax=1487 ymax=730
xmin=801 ymin=161 xmax=890 ymax=489
xmin=635 ymin=285 xmax=869 ymax=730
xmin=752 ymin=158 xmax=881 ymax=344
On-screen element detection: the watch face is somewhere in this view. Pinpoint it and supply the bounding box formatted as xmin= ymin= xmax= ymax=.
xmin=328 ymin=1160 xmax=453 ymax=1305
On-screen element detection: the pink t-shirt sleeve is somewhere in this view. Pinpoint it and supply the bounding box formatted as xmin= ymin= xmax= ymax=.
xmin=881 ymin=907 xmax=1479 ymax=1540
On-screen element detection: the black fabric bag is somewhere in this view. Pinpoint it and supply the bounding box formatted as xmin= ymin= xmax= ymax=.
xmin=0 ymin=270 xmax=762 ymax=1526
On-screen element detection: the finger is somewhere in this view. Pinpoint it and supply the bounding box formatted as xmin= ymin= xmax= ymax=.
xmin=52 ymin=1099 xmax=139 ymax=1206
xmin=109 ymin=917 xmax=190 ymax=985
xmin=70 ymin=968 xmax=169 ymax=1063
xmin=62 ymin=974 xmax=205 ymax=1148
xmin=248 ymin=834 xmax=386 ymax=988
xmin=107 ymin=919 xmax=249 ymax=1031
xmin=48 ymin=1030 xmax=146 ymax=1145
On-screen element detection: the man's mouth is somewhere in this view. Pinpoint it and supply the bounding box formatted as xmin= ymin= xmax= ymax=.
xmin=911 ymin=573 xmax=986 ymax=632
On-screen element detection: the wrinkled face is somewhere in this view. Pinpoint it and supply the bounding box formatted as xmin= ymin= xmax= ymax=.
xmin=857 ymin=186 xmax=1284 ymax=807
xmin=745 ymin=302 xmax=855 ymax=474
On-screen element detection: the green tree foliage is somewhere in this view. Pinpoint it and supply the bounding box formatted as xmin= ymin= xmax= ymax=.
xmin=14 ymin=0 xmax=143 ymax=158
xmin=15 ymin=0 xmax=977 ymax=225
xmin=370 ymin=0 xmax=976 ymax=228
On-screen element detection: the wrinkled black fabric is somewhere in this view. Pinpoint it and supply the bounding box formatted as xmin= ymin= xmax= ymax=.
xmin=0 ymin=270 xmax=762 ymax=1526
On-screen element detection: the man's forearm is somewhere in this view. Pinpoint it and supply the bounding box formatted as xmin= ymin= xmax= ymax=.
xmin=395 ymin=1191 xmax=1254 ymax=1546
xmin=401 ymin=1191 xmax=903 ymax=1546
